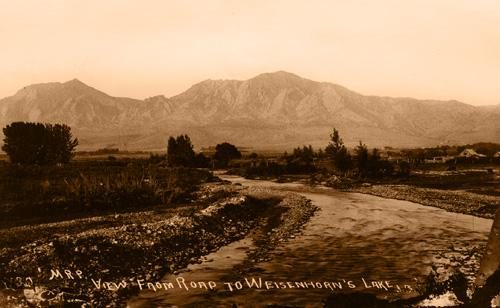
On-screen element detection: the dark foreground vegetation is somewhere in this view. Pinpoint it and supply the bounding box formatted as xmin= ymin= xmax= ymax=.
xmin=0 ymin=183 xmax=316 ymax=307
xmin=0 ymin=161 xmax=215 ymax=227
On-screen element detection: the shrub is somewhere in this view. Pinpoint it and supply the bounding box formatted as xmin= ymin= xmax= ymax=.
xmin=214 ymin=142 xmax=241 ymax=168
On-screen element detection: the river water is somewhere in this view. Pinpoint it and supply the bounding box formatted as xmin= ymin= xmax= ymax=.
xmin=129 ymin=175 xmax=493 ymax=307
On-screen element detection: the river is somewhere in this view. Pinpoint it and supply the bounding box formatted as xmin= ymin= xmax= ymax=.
xmin=129 ymin=175 xmax=493 ymax=307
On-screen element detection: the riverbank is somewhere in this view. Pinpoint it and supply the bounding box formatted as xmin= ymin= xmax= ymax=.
xmin=0 ymin=183 xmax=316 ymax=307
xmin=160 ymin=174 xmax=494 ymax=307
xmin=237 ymin=171 xmax=499 ymax=219
xmin=345 ymin=184 xmax=498 ymax=219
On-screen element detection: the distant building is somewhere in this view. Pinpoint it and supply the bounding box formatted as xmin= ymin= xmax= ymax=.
xmin=458 ymin=149 xmax=486 ymax=159
xmin=424 ymin=156 xmax=454 ymax=164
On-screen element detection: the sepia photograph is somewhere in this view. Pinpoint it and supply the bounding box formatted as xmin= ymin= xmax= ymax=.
xmin=0 ymin=1 xmax=499 ymax=307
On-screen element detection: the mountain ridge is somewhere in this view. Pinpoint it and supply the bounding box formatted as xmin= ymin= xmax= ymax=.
xmin=0 ymin=71 xmax=498 ymax=150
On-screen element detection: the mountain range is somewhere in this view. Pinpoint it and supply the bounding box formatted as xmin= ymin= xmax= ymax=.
xmin=0 ymin=71 xmax=498 ymax=151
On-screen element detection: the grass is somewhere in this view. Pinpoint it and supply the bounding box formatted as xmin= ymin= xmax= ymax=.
xmin=0 ymin=160 xmax=215 ymax=228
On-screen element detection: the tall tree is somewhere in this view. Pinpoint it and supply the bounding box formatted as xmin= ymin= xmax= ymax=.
xmin=2 ymin=122 xmax=78 ymax=165
xmin=325 ymin=128 xmax=343 ymax=156
xmin=46 ymin=124 xmax=79 ymax=163
xmin=367 ymin=148 xmax=381 ymax=177
xmin=167 ymin=134 xmax=195 ymax=167
xmin=355 ymin=141 xmax=369 ymax=178
xmin=325 ymin=128 xmax=352 ymax=174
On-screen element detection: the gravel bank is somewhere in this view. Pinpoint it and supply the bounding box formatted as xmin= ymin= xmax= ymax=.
xmin=347 ymin=184 xmax=499 ymax=219
xmin=0 ymin=183 xmax=315 ymax=307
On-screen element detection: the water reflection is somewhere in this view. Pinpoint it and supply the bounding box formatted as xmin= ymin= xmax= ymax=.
xmin=129 ymin=176 xmax=492 ymax=307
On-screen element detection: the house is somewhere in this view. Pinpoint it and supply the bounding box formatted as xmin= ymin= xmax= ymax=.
xmin=458 ymin=149 xmax=486 ymax=159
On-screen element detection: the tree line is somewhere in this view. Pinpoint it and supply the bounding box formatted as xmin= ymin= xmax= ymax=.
xmin=165 ymin=135 xmax=241 ymax=168
xmin=2 ymin=122 xmax=492 ymax=177
xmin=226 ymin=128 xmax=410 ymax=179
xmin=325 ymin=128 xmax=408 ymax=178
xmin=0 ymin=122 xmax=404 ymax=178
xmin=1 ymin=122 xmax=244 ymax=168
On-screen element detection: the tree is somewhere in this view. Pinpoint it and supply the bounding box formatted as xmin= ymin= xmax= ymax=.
xmin=248 ymin=152 xmax=259 ymax=159
xmin=193 ymin=152 xmax=210 ymax=168
xmin=325 ymin=128 xmax=343 ymax=156
xmin=325 ymin=128 xmax=352 ymax=174
xmin=317 ymin=148 xmax=325 ymax=159
xmin=46 ymin=124 xmax=79 ymax=163
xmin=292 ymin=145 xmax=314 ymax=165
xmin=2 ymin=122 xmax=78 ymax=165
xmin=367 ymin=148 xmax=381 ymax=177
xmin=284 ymin=145 xmax=317 ymax=173
xmin=167 ymin=134 xmax=195 ymax=167
xmin=214 ymin=142 xmax=241 ymax=167
xmin=355 ymin=141 xmax=369 ymax=178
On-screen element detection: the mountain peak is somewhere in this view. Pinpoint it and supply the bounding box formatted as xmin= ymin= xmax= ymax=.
xmin=64 ymin=78 xmax=90 ymax=88
xmin=248 ymin=71 xmax=318 ymax=91
xmin=61 ymin=78 xmax=110 ymax=98
xmin=252 ymin=71 xmax=303 ymax=80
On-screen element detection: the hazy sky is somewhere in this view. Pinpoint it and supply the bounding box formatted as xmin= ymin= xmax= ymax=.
xmin=0 ymin=0 xmax=499 ymax=105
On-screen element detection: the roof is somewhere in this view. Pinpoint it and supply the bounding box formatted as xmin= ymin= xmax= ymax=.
xmin=458 ymin=149 xmax=487 ymax=158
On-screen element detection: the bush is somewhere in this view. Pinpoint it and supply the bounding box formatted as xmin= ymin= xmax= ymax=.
xmin=214 ymin=142 xmax=241 ymax=168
